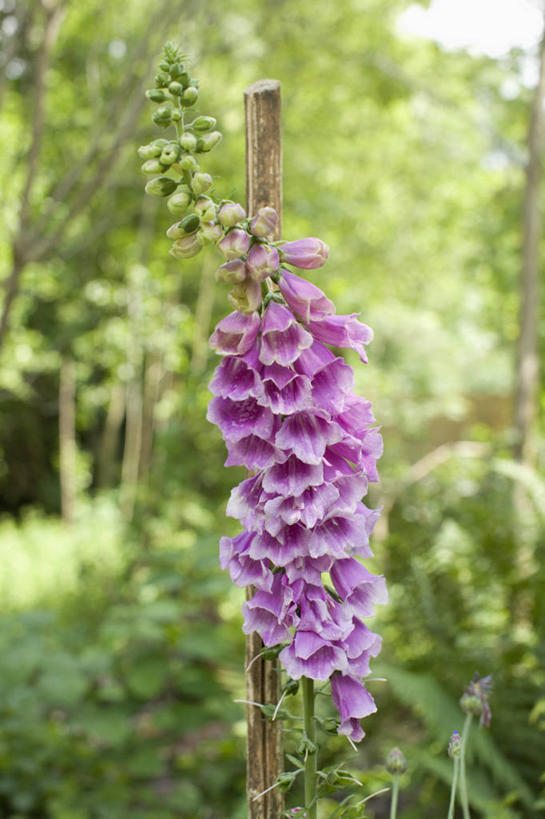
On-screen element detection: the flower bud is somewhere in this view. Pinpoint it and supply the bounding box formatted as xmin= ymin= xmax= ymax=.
xmin=228 ymin=278 xmax=262 ymax=313
xmin=448 ymin=731 xmax=462 ymax=760
xmin=146 ymin=89 xmax=167 ymax=103
xmin=151 ymin=139 xmax=169 ymax=151
xmin=170 ymin=233 xmax=203 ymax=259
xmin=280 ymin=237 xmax=329 ymax=269
xmin=154 ymin=72 xmax=170 ymax=88
xmin=196 ymin=131 xmax=222 ymax=152
xmin=180 ymin=155 xmax=199 ymax=172
xmin=171 ymin=109 xmax=181 ymax=122
xmin=246 ymin=243 xmax=280 ymax=282
xmin=152 ymin=106 xmax=172 ymax=127
xmin=192 ymin=116 xmax=217 ymax=132
xmin=180 ymin=132 xmax=197 ymax=152
xmin=168 ymin=81 xmax=184 ymax=96
xmin=200 ymin=221 xmax=222 ymax=243
xmin=166 ymin=222 xmax=185 ymax=240
xmin=141 ymin=159 xmax=164 ymax=175
xmin=181 ymin=86 xmax=199 ymax=107
xmin=217 ymin=228 xmax=250 ymax=260
xmin=145 ymin=177 xmax=177 ymax=197
xmin=218 ymin=201 xmax=246 ymax=228
xmin=160 ymin=143 xmax=181 ymax=165
xmin=159 ymin=60 xmax=170 ymax=72
xmin=167 ymin=189 xmax=192 ymax=216
xmin=137 ymin=143 xmax=161 ymax=160
xmin=216 ymin=259 xmax=247 ymax=284
xmin=250 ymin=206 xmax=278 ymax=238
xmin=192 ymin=172 xmax=213 ymax=195
xmin=385 ymin=748 xmax=407 ymax=776
xmin=194 ymin=196 xmax=216 ymax=223
xmin=180 ymin=213 xmax=200 ymax=233
xmin=176 ymin=69 xmax=191 ymax=86
xmin=459 ymin=694 xmax=483 ymax=718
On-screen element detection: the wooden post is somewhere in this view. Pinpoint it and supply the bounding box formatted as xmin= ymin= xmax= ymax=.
xmin=244 ymin=78 xmax=284 ymax=819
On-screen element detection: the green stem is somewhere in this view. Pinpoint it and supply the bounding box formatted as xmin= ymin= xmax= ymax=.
xmin=447 ymin=758 xmax=459 ymax=819
xmin=390 ymin=776 xmax=400 ymax=819
xmin=459 ymin=712 xmax=473 ymax=819
xmin=302 ymin=677 xmax=317 ymax=819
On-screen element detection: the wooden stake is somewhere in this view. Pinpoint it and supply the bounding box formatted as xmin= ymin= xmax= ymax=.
xmin=244 ymin=78 xmax=284 ymax=819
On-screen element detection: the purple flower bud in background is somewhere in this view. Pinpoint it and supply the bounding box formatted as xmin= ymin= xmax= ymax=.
xmin=209 ymin=310 xmax=260 ymax=355
xmin=386 ymin=747 xmax=408 ymax=775
xmin=228 ymin=278 xmax=262 ymax=313
xmin=280 ymin=237 xmax=329 ymax=269
xmin=246 ymin=244 xmax=280 ymax=282
xmin=460 ymin=673 xmax=492 ymax=727
xmin=169 ymin=232 xmax=203 ymax=259
xmin=250 ymin=206 xmax=278 ymax=238
xmin=217 ymin=228 xmax=251 ymax=260
xmin=448 ymin=730 xmax=462 ymax=759
xmin=216 ymin=259 xmax=247 ymax=284
xmin=218 ymin=200 xmax=246 ymax=227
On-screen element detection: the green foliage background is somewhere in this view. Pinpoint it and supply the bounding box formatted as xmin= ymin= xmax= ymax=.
xmin=0 ymin=0 xmax=544 ymax=816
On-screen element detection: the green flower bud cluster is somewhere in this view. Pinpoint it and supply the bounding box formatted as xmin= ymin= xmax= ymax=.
xmin=138 ymin=43 xmax=224 ymax=261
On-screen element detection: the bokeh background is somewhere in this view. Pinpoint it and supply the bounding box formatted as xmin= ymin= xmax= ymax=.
xmin=1 ymin=0 xmax=544 ymax=816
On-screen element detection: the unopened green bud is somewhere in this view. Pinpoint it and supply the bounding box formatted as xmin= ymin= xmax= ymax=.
xmin=152 ymin=106 xmax=172 ymax=127
xmin=180 ymin=213 xmax=200 ymax=233
xmin=137 ymin=143 xmax=161 ymax=160
xmin=146 ymin=88 xmax=167 ymax=103
xmin=166 ymin=222 xmax=186 ymax=240
xmin=192 ymin=172 xmax=212 ymax=195
xmin=228 ymin=278 xmax=262 ymax=314
xmin=154 ymin=72 xmax=170 ymax=88
xmin=385 ymin=748 xmax=408 ymax=776
xmin=180 ymin=155 xmax=199 ymax=172
xmin=189 ymin=78 xmax=200 ymax=89
xmin=460 ymin=694 xmax=482 ymax=718
xmin=192 ymin=116 xmax=217 ymax=133
xmin=195 ymin=196 xmax=216 ymax=222
xmin=180 ymin=132 xmax=197 ymax=152
xmin=177 ymin=69 xmax=191 ymax=86
xmin=171 ymin=110 xmax=181 ymax=122
xmin=196 ymin=131 xmax=222 ymax=152
xmin=170 ymin=233 xmax=203 ymax=259
xmin=151 ymin=139 xmax=169 ymax=151
xmin=200 ymin=221 xmax=222 ymax=243
xmin=181 ymin=86 xmax=199 ymax=107
xmin=159 ymin=60 xmax=170 ymax=71
xmin=145 ymin=176 xmax=177 ymax=197
xmin=169 ymin=62 xmax=183 ymax=79
xmin=167 ymin=190 xmax=192 ymax=216
xmin=141 ymin=159 xmax=164 ymax=175
xmin=160 ymin=143 xmax=181 ymax=165
xmin=168 ymin=81 xmax=184 ymax=96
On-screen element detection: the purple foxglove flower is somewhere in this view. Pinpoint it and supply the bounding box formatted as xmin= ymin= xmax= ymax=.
xmin=330 ymin=558 xmax=388 ymax=618
xmin=219 ymin=532 xmax=273 ymax=590
xmin=249 ymin=525 xmax=309 ymax=566
xmin=242 ymin=575 xmax=296 ymax=646
xmin=330 ymin=674 xmax=377 ymax=742
xmin=258 ymin=367 xmax=312 ymax=415
xmin=280 ymin=238 xmax=329 ymax=270
xmin=246 ymin=243 xmax=280 ymax=282
xmin=209 ymin=311 xmax=260 ymax=356
xmin=218 ymin=200 xmax=246 ymax=227
xmin=215 ymin=259 xmax=247 ymax=284
xmin=207 ymin=396 xmax=275 ymax=443
xmin=227 ymin=277 xmax=262 ymax=314
xmin=307 ymin=505 xmax=375 ymax=560
xmin=209 ymin=355 xmax=263 ymax=402
xmin=280 ymin=630 xmax=348 ymax=681
xmin=262 ymin=455 xmax=324 ymax=498
xmin=249 ymin=206 xmax=278 ymax=238
xmin=224 ymin=435 xmax=278 ymax=470
xmin=275 ymin=412 xmax=343 ymax=465
xmin=279 ymin=269 xmax=335 ymax=323
xmin=259 ymin=301 xmax=313 ymax=366
xmin=307 ymin=313 xmax=373 ymax=363
xmin=310 ymin=357 xmax=354 ymax=415
xmin=294 ymin=340 xmax=336 ymax=377
xmin=263 ymin=483 xmax=339 ymax=531
xmin=284 ymin=555 xmax=332 ymax=585
xmin=217 ymin=228 xmax=251 ymax=260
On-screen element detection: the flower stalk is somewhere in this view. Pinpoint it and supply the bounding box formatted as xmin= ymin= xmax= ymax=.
xmin=459 ymin=712 xmax=473 ymax=819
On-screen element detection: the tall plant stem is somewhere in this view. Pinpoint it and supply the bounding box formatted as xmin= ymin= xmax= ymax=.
xmin=390 ymin=776 xmax=400 ymax=819
xmin=447 ymin=758 xmax=460 ymax=819
xmin=302 ymin=677 xmax=317 ymax=819
xmin=459 ymin=713 xmax=473 ymax=819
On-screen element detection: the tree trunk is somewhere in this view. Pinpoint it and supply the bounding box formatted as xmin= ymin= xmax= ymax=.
xmin=513 ymin=18 xmax=545 ymax=463
xmin=244 ymin=78 xmax=284 ymax=819
xmin=59 ymin=355 xmax=76 ymax=522
xmin=97 ymin=381 xmax=125 ymax=488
